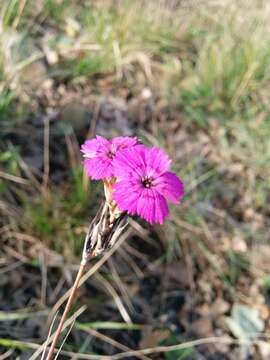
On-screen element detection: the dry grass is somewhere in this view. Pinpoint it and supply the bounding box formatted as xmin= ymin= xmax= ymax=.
xmin=1 ymin=0 xmax=270 ymax=359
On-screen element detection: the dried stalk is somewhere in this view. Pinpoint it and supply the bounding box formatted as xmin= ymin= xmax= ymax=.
xmin=45 ymin=201 xmax=128 ymax=360
xmin=45 ymin=262 xmax=86 ymax=360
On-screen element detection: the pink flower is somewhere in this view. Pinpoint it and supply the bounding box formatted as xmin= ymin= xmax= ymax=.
xmin=81 ymin=135 xmax=137 ymax=180
xmin=112 ymin=145 xmax=184 ymax=224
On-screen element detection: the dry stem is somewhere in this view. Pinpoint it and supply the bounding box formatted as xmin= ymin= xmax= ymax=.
xmin=44 ymin=200 xmax=127 ymax=359
xmin=45 ymin=260 xmax=87 ymax=360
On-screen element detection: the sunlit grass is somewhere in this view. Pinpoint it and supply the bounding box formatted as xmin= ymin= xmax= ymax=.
xmin=0 ymin=0 xmax=269 ymax=255
xmin=168 ymin=1 xmax=270 ymax=124
xmin=20 ymin=168 xmax=99 ymax=257
xmin=2 ymin=0 xmax=270 ymax=122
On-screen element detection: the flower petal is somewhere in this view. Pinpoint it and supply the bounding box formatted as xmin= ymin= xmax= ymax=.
xmin=84 ymin=158 xmax=113 ymax=180
xmin=155 ymin=171 xmax=184 ymax=204
xmin=112 ymin=136 xmax=137 ymax=149
xmin=145 ymin=147 xmax=171 ymax=175
xmin=81 ymin=136 xmax=110 ymax=158
xmin=113 ymin=180 xmax=141 ymax=214
xmin=113 ymin=145 xmax=147 ymax=179
xmin=137 ymin=189 xmax=169 ymax=224
xmin=81 ymin=135 xmax=138 ymax=180
xmin=153 ymin=190 xmax=169 ymax=224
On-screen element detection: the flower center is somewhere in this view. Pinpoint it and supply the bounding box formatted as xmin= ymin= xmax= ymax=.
xmin=141 ymin=177 xmax=153 ymax=188
xmin=107 ymin=150 xmax=115 ymax=159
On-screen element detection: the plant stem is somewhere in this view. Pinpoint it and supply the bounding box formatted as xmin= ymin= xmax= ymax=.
xmin=45 ymin=261 xmax=86 ymax=360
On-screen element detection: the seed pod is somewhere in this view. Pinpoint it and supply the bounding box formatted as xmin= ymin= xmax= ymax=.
xmin=82 ymin=202 xmax=128 ymax=262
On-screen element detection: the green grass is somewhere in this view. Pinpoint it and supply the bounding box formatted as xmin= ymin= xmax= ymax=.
xmin=1 ymin=0 xmax=22 ymax=28
xmin=0 ymin=89 xmax=14 ymax=118
xmin=76 ymin=321 xmax=142 ymax=331
xmin=0 ymin=310 xmax=47 ymax=321
xmin=169 ymin=2 xmax=270 ymax=124
xmin=2 ymin=0 xmax=270 ymax=122
xmin=0 ymin=0 xmax=269 ymax=271
xmin=20 ymin=168 xmax=98 ymax=256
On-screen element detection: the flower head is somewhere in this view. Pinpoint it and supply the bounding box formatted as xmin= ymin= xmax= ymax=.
xmin=112 ymin=145 xmax=184 ymax=224
xmin=81 ymin=135 xmax=137 ymax=180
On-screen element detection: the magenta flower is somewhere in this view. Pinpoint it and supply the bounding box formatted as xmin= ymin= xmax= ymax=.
xmin=112 ymin=145 xmax=184 ymax=224
xmin=81 ymin=135 xmax=137 ymax=180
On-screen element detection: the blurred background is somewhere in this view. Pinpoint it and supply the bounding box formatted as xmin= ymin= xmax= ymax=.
xmin=1 ymin=0 xmax=270 ymax=359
